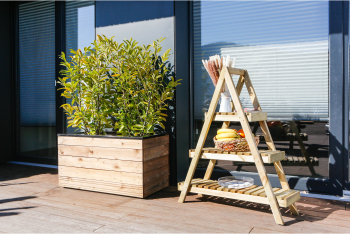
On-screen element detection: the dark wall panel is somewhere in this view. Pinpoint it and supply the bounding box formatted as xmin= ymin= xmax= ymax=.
xmin=96 ymin=1 xmax=173 ymax=27
xmin=0 ymin=2 xmax=14 ymax=163
xmin=175 ymin=1 xmax=190 ymax=182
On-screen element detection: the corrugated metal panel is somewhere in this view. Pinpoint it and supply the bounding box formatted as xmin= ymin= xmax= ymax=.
xmin=19 ymin=1 xmax=56 ymax=126
xmin=193 ymin=1 xmax=329 ymax=121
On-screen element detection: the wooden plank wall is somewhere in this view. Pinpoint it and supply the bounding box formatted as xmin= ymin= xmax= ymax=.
xmin=58 ymin=135 xmax=169 ymax=198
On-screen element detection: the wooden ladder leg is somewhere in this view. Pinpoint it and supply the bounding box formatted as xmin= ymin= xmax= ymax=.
xmin=224 ymin=68 xmax=284 ymax=225
xmin=242 ymin=70 xmax=299 ymax=217
xmin=178 ymin=68 xmax=226 ymax=203
xmin=203 ymin=75 xmax=245 ymax=180
xmin=289 ymin=121 xmax=316 ymax=177
xmin=260 ymin=121 xmax=299 ymax=216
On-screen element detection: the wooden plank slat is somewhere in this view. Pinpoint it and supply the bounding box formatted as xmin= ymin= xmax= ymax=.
xmin=284 ymin=191 xmax=301 ymax=207
xmin=59 ymin=165 xmax=169 ymax=187
xmin=143 ymin=135 xmax=169 ymax=149
xmin=59 ymin=180 xmax=144 ymax=198
xmin=204 ymin=183 xmax=218 ymax=189
xmin=143 ymin=155 xmax=169 ymax=173
xmin=58 ymin=145 xmax=143 ymax=161
xmin=244 ymin=186 xmax=263 ymax=195
xmin=143 ymin=144 xmax=169 ymax=161
xmin=58 ymin=136 xmax=142 ymax=149
xmin=59 ymin=166 xmax=143 ymax=186
xmin=259 ymin=188 xmax=280 ymax=198
xmin=177 ymin=182 xmax=296 ymax=208
xmin=205 ymin=111 xmax=267 ymax=122
xmin=189 ymin=151 xmax=285 ymax=164
xmin=217 ymin=187 xmax=225 ymax=191
xmin=251 ymin=188 xmax=266 ymax=196
xmin=209 ymin=184 xmax=221 ymax=190
xmin=275 ymin=189 xmax=296 ymax=200
xmin=237 ymin=185 xmax=258 ymax=194
xmin=58 ymin=155 xmax=143 ymax=173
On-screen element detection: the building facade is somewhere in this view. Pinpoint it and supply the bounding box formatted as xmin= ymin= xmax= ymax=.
xmin=0 ymin=1 xmax=349 ymax=196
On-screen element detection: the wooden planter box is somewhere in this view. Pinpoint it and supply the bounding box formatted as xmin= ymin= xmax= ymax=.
xmin=57 ymin=134 xmax=169 ymax=198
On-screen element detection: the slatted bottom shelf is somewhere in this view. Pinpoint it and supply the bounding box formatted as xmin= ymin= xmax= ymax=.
xmin=178 ymin=179 xmax=300 ymax=208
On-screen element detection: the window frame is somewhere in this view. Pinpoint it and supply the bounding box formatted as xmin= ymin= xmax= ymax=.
xmin=177 ymin=0 xmax=350 ymax=196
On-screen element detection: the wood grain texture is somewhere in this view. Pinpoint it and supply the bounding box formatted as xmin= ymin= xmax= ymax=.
xmin=205 ymin=111 xmax=267 ymax=122
xmin=143 ymin=144 xmax=169 ymax=161
xmin=59 ymin=166 xmax=143 ymax=186
xmin=143 ymin=135 xmax=169 ymax=149
xmin=58 ymin=145 xmax=143 ymax=161
xmin=0 ymin=163 xmax=348 ymax=233
xmin=177 ymin=179 xmax=299 ymax=208
xmin=58 ymin=155 xmax=143 ymax=173
xmin=143 ymin=155 xmax=169 ymax=172
xmin=58 ymin=136 xmax=142 ymax=149
xmin=226 ymin=68 xmax=284 ymax=225
xmin=227 ymin=67 xmax=245 ymax=76
xmin=58 ymin=136 xmax=169 ymax=198
xmin=189 ymin=150 xmax=285 ymax=163
xmin=178 ymin=68 xmax=226 ymax=203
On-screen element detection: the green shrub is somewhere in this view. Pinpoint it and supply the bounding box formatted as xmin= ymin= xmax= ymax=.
xmin=58 ymin=35 xmax=180 ymax=137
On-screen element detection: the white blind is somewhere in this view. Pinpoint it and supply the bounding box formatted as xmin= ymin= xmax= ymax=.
xmin=19 ymin=2 xmax=56 ymax=126
xmin=193 ymin=1 xmax=329 ymax=121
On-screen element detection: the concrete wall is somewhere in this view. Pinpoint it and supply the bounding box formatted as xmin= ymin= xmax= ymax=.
xmin=0 ymin=2 xmax=14 ymax=163
xmin=95 ymin=1 xmax=174 ymax=65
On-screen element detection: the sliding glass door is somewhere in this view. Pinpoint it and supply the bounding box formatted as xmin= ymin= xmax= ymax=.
xmin=18 ymin=2 xmax=57 ymax=161
xmin=16 ymin=1 xmax=95 ymax=164
xmin=192 ymin=1 xmax=333 ymax=194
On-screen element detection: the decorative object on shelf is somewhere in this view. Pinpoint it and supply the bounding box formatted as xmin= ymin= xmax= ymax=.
xmin=178 ymin=65 xmax=300 ymax=226
xmin=202 ymin=55 xmax=235 ymax=112
xmin=218 ymin=176 xmax=254 ymax=189
xmin=57 ymin=35 xmax=178 ymax=198
xmin=214 ymin=128 xmax=259 ymax=152
xmin=214 ymin=135 xmax=259 ymax=152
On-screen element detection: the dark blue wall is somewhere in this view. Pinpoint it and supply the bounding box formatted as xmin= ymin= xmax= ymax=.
xmin=96 ymin=1 xmax=174 ymax=27
xmin=0 ymin=2 xmax=14 ymax=163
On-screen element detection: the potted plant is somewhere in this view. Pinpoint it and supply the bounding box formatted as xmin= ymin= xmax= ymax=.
xmin=57 ymin=35 xmax=180 ymax=198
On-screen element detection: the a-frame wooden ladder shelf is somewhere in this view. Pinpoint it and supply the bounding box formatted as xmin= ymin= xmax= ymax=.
xmin=178 ymin=66 xmax=300 ymax=225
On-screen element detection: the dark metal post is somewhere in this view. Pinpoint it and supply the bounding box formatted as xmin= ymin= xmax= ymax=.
xmin=175 ymin=1 xmax=191 ymax=182
xmin=342 ymin=1 xmax=350 ymax=190
xmin=55 ymin=1 xmax=66 ymax=135
xmin=329 ymin=1 xmax=346 ymax=196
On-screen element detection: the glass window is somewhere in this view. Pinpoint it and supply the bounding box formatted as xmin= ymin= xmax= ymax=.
xmin=66 ymin=1 xmax=95 ymax=57
xmin=65 ymin=1 xmax=95 ymax=133
xmin=193 ymin=1 xmax=329 ymax=178
xmin=18 ymin=2 xmax=56 ymax=158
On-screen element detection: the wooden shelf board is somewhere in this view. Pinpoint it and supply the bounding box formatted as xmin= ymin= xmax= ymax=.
xmin=205 ymin=111 xmax=267 ymax=122
xmin=227 ymin=67 xmax=245 ymax=76
xmin=189 ymin=148 xmax=285 ymax=164
xmin=177 ymin=179 xmax=300 ymax=208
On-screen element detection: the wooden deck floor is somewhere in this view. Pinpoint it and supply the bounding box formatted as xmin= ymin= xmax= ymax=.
xmin=0 ymin=163 xmax=349 ymax=233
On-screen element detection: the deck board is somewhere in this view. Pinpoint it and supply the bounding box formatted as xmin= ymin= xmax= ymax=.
xmin=0 ymin=163 xmax=349 ymax=233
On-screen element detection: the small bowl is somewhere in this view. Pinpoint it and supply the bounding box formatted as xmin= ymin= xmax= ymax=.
xmin=218 ymin=176 xmax=254 ymax=189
